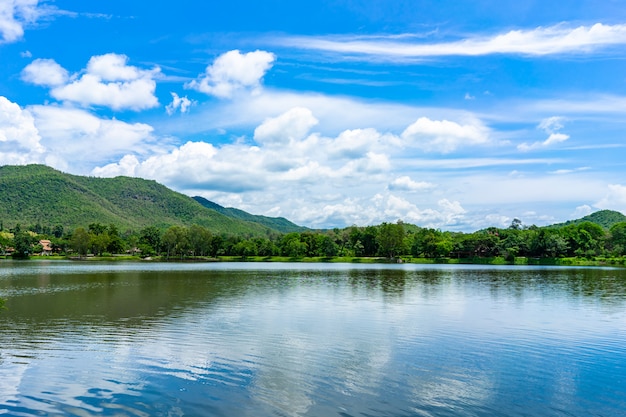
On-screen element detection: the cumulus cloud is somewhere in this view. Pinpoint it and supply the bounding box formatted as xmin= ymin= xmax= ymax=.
xmin=518 ymin=116 xmax=570 ymax=151
xmin=254 ymin=107 xmax=318 ymax=145
xmin=293 ymin=193 xmax=463 ymax=229
xmin=401 ymin=117 xmax=489 ymax=153
xmin=372 ymin=195 xmax=465 ymax=228
xmin=595 ymin=184 xmax=626 ymax=213
xmin=388 ymin=176 xmax=436 ymax=192
xmin=330 ymin=128 xmax=387 ymax=159
xmin=29 ymin=105 xmax=155 ymax=170
xmin=186 ymin=50 xmax=275 ymax=98
xmin=165 ymin=92 xmax=194 ymax=115
xmin=0 ymin=95 xmax=45 ymax=164
xmin=21 ymin=58 xmax=69 ymax=86
xmin=89 ymin=105 xmax=512 ymax=228
xmin=278 ymin=23 xmax=626 ymax=60
xmin=22 ymin=54 xmax=160 ymax=111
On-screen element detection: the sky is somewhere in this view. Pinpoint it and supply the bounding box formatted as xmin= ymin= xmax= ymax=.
xmin=2 ymin=0 xmax=626 ymax=231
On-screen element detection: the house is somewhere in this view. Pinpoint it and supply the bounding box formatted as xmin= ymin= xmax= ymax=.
xmin=39 ymin=240 xmax=53 ymax=255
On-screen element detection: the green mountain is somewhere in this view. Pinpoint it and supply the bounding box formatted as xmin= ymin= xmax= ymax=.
xmin=192 ymin=196 xmax=307 ymax=233
xmin=0 ymin=164 xmax=296 ymax=235
xmin=549 ymin=209 xmax=626 ymax=230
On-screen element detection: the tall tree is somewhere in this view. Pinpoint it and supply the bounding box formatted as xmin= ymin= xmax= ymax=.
xmin=71 ymin=227 xmax=90 ymax=258
xmin=377 ymin=221 xmax=405 ymax=259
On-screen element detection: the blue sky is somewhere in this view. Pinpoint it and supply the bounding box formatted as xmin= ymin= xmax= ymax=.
xmin=2 ymin=0 xmax=626 ymax=230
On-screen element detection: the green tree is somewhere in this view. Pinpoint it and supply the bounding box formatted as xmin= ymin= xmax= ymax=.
xmin=90 ymin=232 xmax=110 ymax=256
xmin=140 ymin=226 xmax=162 ymax=254
xmin=162 ymin=226 xmax=189 ymax=259
xmin=608 ymin=222 xmax=626 ymax=255
xmin=377 ymin=221 xmax=405 ymax=259
xmin=71 ymin=227 xmax=91 ymax=258
xmin=188 ymin=224 xmax=212 ymax=257
xmin=281 ymin=233 xmax=307 ymax=257
xmin=12 ymin=231 xmax=37 ymax=259
xmin=233 ymin=239 xmax=258 ymax=258
xmin=52 ymin=224 xmax=64 ymax=239
xmin=106 ymin=224 xmax=124 ymax=254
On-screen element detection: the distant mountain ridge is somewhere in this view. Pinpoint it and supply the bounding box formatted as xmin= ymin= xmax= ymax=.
xmin=549 ymin=209 xmax=626 ymax=230
xmin=0 ymin=164 xmax=303 ymax=235
xmin=192 ymin=196 xmax=306 ymax=233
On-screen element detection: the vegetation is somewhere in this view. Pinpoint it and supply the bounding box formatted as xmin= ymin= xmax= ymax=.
xmin=2 ymin=164 xmax=626 ymax=266
xmin=2 ymin=215 xmax=626 ymax=266
xmin=550 ymin=210 xmax=626 ymax=230
xmin=193 ymin=196 xmax=305 ymax=233
xmin=0 ymin=164 xmax=300 ymax=236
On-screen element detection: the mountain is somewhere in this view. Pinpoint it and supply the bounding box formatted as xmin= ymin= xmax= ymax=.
xmin=0 ymin=164 xmax=297 ymax=235
xmin=549 ymin=209 xmax=626 ymax=230
xmin=192 ymin=196 xmax=307 ymax=233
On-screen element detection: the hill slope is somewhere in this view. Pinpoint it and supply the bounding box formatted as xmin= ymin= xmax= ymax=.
xmin=192 ymin=196 xmax=307 ymax=233
xmin=549 ymin=209 xmax=626 ymax=230
xmin=0 ymin=164 xmax=290 ymax=235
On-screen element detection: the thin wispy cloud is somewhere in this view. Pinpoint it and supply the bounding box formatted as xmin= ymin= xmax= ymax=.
xmin=276 ymin=23 xmax=626 ymax=60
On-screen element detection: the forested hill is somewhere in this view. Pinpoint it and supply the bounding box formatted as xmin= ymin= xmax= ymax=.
xmin=192 ymin=196 xmax=306 ymax=233
xmin=549 ymin=210 xmax=626 ymax=230
xmin=0 ymin=164 xmax=297 ymax=235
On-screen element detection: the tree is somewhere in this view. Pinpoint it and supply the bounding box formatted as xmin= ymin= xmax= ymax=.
xmin=162 ymin=226 xmax=189 ymax=259
xmin=71 ymin=227 xmax=90 ymax=258
xmin=609 ymin=222 xmax=626 ymax=255
xmin=12 ymin=231 xmax=37 ymax=259
xmin=52 ymin=225 xmax=64 ymax=239
xmin=90 ymin=232 xmax=110 ymax=256
xmin=106 ymin=224 xmax=124 ymax=254
xmin=377 ymin=221 xmax=405 ymax=259
xmin=281 ymin=233 xmax=307 ymax=257
xmin=140 ymin=226 xmax=162 ymax=254
xmin=233 ymin=239 xmax=258 ymax=258
xmin=509 ymin=218 xmax=523 ymax=230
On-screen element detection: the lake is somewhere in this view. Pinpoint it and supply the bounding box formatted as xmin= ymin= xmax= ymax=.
xmin=0 ymin=261 xmax=625 ymax=416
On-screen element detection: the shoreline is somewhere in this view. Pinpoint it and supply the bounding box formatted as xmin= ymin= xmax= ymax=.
xmin=2 ymin=254 xmax=625 ymax=267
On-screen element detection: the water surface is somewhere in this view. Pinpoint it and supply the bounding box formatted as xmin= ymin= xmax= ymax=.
xmin=0 ymin=261 xmax=625 ymax=416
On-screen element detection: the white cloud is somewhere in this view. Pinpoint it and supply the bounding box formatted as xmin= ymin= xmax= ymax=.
xmin=84 ymin=53 xmax=148 ymax=82
xmin=277 ymin=23 xmax=626 ymax=60
xmin=572 ymin=204 xmax=593 ymax=218
xmin=23 ymin=54 xmax=160 ymax=111
xmin=538 ymin=116 xmax=565 ymax=133
xmin=518 ymin=116 xmax=570 ymax=151
xmin=29 ymin=105 xmax=155 ymax=171
xmin=91 ymin=154 xmax=141 ymax=177
xmin=0 ymin=95 xmax=45 ymax=165
xmin=53 ymin=54 xmax=160 ymax=111
xmin=544 ymin=132 xmax=569 ymax=146
xmin=0 ymin=0 xmax=40 ymax=43
xmin=166 ymin=92 xmax=194 ymax=115
xmin=21 ymin=58 xmax=69 ymax=87
xmin=90 ymin=105 xmax=526 ymax=229
xmin=388 ymin=176 xmax=436 ymax=192
xmin=330 ymin=128 xmax=388 ymax=159
xmin=254 ymin=107 xmax=318 ymax=146
xmin=595 ymin=184 xmax=626 ymax=213
xmin=186 ymin=50 xmax=275 ymax=98
xmin=401 ymin=117 xmax=489 ymax=153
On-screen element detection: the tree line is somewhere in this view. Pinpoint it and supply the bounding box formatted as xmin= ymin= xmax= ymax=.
xmin=2 ymin=218 xmax=626 ymax=260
